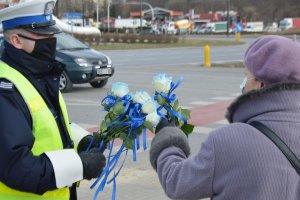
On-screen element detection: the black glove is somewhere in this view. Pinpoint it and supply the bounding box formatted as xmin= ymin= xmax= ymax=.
xmin=79 ymin=148 xmax=106 ymax=180
xmin=155 ymin=117 xmax=176 ymax=134
xmin=77 ymin=132 xmax=107 ymax=153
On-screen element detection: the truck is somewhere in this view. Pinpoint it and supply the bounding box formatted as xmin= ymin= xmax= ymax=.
xmin=213 ymin=21 xmax=227 ymax=33
xmin=264 ymin=22 xmax=278 ymax=32
xmin=161 ymin=19 xmax=193 ymax=35
xmin=205 ymin=21 xmax=227 ymax=33
xmin=244 ymin=21 xmax=264 ymax=32
xmin=175 ymin=19 xmax=193 ymax=34
xmin=279 ymin=18 xmax=300 ymax=31
xmin=114 ymin=18 xmax=149 ymax=29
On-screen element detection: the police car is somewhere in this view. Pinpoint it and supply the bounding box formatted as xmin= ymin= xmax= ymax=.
xmin=0 ymin=32 xmax=114 ymax=93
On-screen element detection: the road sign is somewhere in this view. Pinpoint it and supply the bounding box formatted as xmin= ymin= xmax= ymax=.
xmin=236 ymin=22 xmax=243 ymax=32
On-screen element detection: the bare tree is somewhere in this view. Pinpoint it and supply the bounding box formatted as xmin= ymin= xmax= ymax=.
xmin=56 ymin=0 xmax=300 ymax=24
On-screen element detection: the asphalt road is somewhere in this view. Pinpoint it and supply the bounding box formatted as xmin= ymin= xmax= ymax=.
xmin=64 ymin=40 xmax=250 ymax=126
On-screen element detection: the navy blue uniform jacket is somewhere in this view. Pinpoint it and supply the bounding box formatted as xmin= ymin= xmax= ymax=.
xmin=0 ymin=41 xmax=75 ymax=197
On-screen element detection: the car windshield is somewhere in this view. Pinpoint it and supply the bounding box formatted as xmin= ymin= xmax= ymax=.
xmin=56 ymin=33 xmax=89 ymax=50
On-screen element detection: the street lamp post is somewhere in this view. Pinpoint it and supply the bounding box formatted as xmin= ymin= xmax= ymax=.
xmin=107 ymin=0 xmax=110 ymax=32
xmin=96 ymin=0 xmax=99 ymax=29
xmin=140 ymin=0 xmax=142 ymax=34
xmin=226 ymin=0 xmax=230 ymax=37
xmin=82 ymin=0 xmax=85 ymax=26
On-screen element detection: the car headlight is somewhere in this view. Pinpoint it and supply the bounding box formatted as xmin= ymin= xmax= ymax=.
xmin=106 ymin=56 xmax=112 ymax=66
xmin=74 ymin=58 xmax=93 ymax=67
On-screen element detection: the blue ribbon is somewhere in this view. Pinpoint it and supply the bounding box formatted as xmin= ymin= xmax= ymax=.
xmin=101 ymin=94 xmax=118 ymax=111
xmin=154 ymin=77 xmax=187 ymax=123
xmin=164 ymin=105 xmax=187 ymax=124
xmin=135 ymin=132 xmax=140 ymax=151
xmin=90 ymin=94 xmax=153 ymax=200
xmin=132 ymin=140 xmax=136 ymax=161
xmin=143 ymin=128 xmax=147 ymax=150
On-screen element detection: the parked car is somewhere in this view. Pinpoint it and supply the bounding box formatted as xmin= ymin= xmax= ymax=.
xmin=143 ymin=28 xmax=161 ymax=35
xmin=0 ymin=34 xmax=3 ymax=53
xmin=0 ymin=33 xmax=114 ymax=93
xmin=197 ymin=27 xmax=213 ymax=34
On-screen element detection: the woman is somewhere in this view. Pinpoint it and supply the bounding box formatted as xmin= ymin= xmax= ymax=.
xmin=150 ymin=35 xmax=300 ymax=200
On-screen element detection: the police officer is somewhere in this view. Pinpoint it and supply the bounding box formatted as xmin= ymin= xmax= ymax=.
xmin=0 ymin=0 xmax=106 ymax=199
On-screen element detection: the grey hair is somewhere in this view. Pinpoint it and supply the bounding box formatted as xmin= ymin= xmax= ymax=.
xmin=3 ymin=29 xmax=26 ymax=42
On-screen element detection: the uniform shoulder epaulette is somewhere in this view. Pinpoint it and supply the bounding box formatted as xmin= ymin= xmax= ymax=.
xmin=0 ymin=80 xmax=14 ymax=90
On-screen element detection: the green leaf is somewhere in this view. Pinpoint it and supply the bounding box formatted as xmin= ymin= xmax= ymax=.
xmin=109 ymin=112 xmax=120 ymax=121
xmin=135 ymin=126 xmax=143 ymax=135
xmin=104 ymin=114 xmax=111 ymax=121
xmin=157 ymin=94 xmax=168 ymax=106
xmin=100 ymin=120 xmax=107 ymax=133
xmin=180 ymin=123 xmax=194 ymax=135
xmin=143 ymin=120 xmax=154 ymax=132
xmin=119 ymin=132 xmax=127 ymax=141
xmin=180 ymin=108 xmax=191 ymax=120
xmin=124 ymin=139 xmax=133 ymax=149
xmin=173 ymin=99 xmax=179 ymax=111
xmin=112 ymin=102 xmax=125 ymax=115
xmin=129 ymin=133 xmax=137 ymax=140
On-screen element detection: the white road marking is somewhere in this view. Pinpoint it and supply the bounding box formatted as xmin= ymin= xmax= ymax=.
xmin=211 ymin=96 xmax=234 ymax=100
xmin=192 ymin=126 xmax=214 ymax=135
xmin=189 ymin=101 xmax=215 ymax=106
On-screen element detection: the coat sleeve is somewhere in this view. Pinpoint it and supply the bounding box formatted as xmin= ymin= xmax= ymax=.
xmin=156 ymin=133 xmax=215 ymax=199
xmin=0 ymin=85 xmax=57 ymax=194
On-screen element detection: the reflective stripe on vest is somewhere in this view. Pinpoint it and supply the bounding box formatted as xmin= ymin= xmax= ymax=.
xmin=0 ymin=62 xmax=72 ymax=200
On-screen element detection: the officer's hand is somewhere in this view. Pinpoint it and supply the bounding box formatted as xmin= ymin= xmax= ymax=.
xmin=77 ymin=132 xmax=107 ymax=153
xmin=155 ymin=117 xmax=176 ymax=134
xmin=79 ymin=148 xmax=106 ymax=180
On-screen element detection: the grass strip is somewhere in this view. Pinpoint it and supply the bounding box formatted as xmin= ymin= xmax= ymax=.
xmin=92 ymin=39 xmax=245 ymax=51
xmin=201 ymin=61 xmax=245 ymax=68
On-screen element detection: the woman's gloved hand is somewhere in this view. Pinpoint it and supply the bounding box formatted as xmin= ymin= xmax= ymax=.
xmin=150 ymin=117 xmax=190 ymax=170
xmin=155 ymin=118 xmax=176 ymax=134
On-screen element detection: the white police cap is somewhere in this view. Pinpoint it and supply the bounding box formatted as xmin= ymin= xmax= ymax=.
xmin=0 ymin=0 xmax=61 ymax=35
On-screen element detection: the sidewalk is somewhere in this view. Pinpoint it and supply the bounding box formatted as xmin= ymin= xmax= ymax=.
xmin=77 ymin=125 xmax=217 ymax=200
xmin=77 ymin=99 xmax=232 ymax=200
xmin=77 ymin=167 xmax=170 ymax=200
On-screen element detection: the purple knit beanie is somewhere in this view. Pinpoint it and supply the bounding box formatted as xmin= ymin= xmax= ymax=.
xmin=244 ymin=35 xmax=300 ymax=85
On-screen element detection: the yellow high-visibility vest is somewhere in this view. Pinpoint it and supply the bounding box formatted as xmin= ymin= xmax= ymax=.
xmin=0 ymin=61 xmax=72 ymax=200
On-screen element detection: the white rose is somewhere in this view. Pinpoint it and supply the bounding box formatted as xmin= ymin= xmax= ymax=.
xmin=142 ymin=102 xmax=156 ymax=114
xmin=133 ymin=90 xmax=152 ymax=104
xmin=146 ymin=112 xmax=161 ymax=127
xmin=152 ymin=73 xmax=172 ymax=94
xmin=111 ymin=82 xmax=129 ymax=98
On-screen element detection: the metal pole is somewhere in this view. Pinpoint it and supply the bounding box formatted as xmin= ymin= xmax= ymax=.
xmin=140 ymin=0 xmax=142 ymax=34
xmin=54 ymin=0 xmax=59 ymax=16
xmin=82 ymin=0 xmax=85 ymax=26
xmin=107 ymin=0 xmax=110 ymax=32
xmin=96 ymin=0 xmax=99 ymax=29
xmin=226 ymin=0 xmax=230 ymax=37
xmin=124 ymin=2 xmax=154 ymax=21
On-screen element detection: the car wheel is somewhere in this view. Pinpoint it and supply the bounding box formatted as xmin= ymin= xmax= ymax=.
xmin=60 ymin=71 xmax=73 ymax=93
xmin=90 ymin=79 xmax=108 ymax=88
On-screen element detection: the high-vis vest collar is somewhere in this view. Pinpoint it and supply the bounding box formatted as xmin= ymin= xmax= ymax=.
xmin=0 ymin=62 xmax=71 ymax=200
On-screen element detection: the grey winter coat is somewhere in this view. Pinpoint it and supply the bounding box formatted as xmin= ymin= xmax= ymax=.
xmin=150 ymin=82 xmax=300 ymax=200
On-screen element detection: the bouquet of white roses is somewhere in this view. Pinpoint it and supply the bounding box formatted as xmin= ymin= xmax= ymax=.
xmin=153 ymin=73 xmax=194 ymax=135
xmin=89 ymin=82 xmax=160 ymax=200
xmin=90 ymin=73 xmax=193 ymax=200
